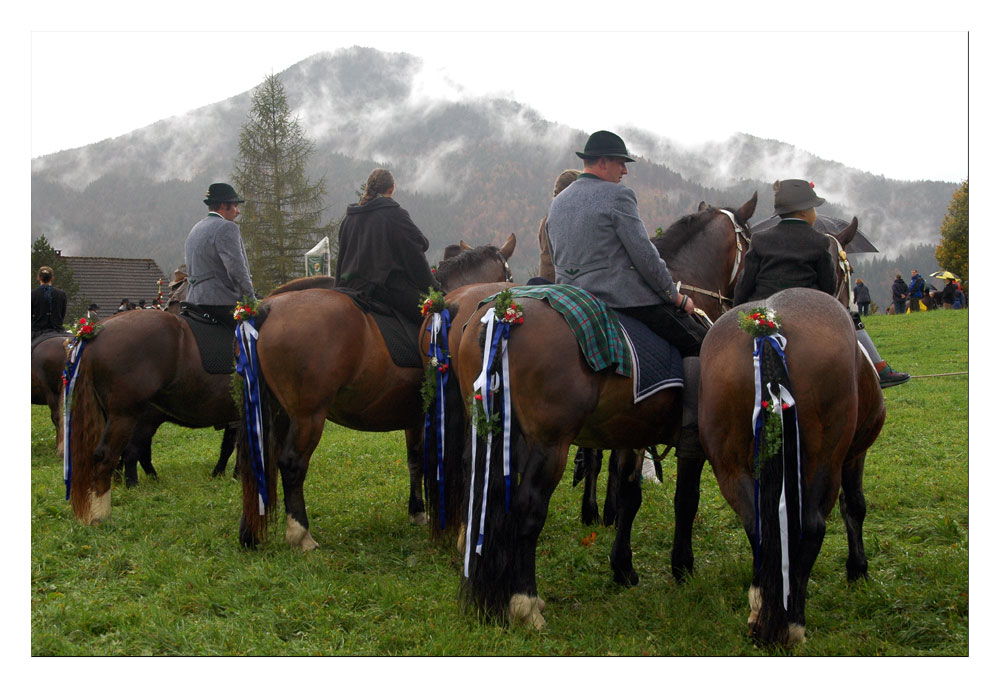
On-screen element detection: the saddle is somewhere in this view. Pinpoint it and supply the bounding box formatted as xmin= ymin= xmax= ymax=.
xmin=179 ymin=303 xmax=237 ymax=375
xmin=332 ymin=288 xmax=423 ymax=369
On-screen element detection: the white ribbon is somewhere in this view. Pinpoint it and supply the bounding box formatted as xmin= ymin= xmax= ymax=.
xmin=237 ymin=320 xmax=266 ymax=515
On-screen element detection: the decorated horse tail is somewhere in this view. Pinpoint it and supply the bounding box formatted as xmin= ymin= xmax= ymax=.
xmin=65 ymin=348 xmax=106 ymax=522
xmin=460 ymin=314 xmax=522 ymax=621
xmin=235 ymin=302 xmax=280 ymax=548
xmin=751 ymin=333 xmax=804 ymax=645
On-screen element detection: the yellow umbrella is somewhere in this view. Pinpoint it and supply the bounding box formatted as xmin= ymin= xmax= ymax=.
xmin=930 ymin=270 xmax=958 ymax=280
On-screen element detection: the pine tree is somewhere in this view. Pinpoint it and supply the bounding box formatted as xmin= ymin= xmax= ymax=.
xmin=935 ymin=179 xmax=969 ymax=285
xmin=233 ymin=74 xmax=332 ymax=292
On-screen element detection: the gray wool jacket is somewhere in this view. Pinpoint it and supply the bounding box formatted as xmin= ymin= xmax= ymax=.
xmin=184 ymin=213 xmax=255 ymax=306
xmin=545 ymin=175 xmax=677 ymax=308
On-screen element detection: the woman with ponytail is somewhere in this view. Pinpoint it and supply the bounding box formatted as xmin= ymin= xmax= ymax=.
xmin=334 ymin=168 xmax=440 ymax=324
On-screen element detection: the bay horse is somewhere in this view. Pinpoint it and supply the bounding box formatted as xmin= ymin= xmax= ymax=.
xmin=31 ymin=334 xmax=71 ymax=454
xmin=697 ymin=219 xmax=884 ymax=646
xmin=446 ymin=193 xmax=758 ymax=628
xmin=235 ymin=235 xmax=515 ymax=551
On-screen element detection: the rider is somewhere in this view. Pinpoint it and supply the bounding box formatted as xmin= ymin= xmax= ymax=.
xmin=733 ymin=179 xmax=909 ymax=388
xmin=334 ymin=168 xmax=439 ymax=325
xmin=545 ymin=130 xmax=707 ymax=461
xmin=31 ymin=266 xmax=68 ymax=341
xmin=537 ymin=169 xmax=582 ymax=282
xmin=184 ymin=182 xmax=255 ymax=323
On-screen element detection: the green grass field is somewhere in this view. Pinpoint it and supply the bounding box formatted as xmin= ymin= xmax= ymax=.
xmin=29 ymin=308 xmax=969 ymax=656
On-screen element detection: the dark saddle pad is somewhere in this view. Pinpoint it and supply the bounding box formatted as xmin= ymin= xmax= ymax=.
xmin=333 ymin=288 xmax=422 ymax=369
xmin=179 ymin=305 xmax=236 ymax=374
xmin=614 ymin=312 xmax=684 ymax=403
xmin=31 ymin=330 xmax=70 ymax=353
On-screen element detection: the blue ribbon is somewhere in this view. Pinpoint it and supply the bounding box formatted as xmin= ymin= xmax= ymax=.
xmin=62 ymin=338 xmax=86 ymax=500
xmin=423 ymin=309 xmax=452 ymax=530
xmin=235 ymin=319 xmax=268 ymax=515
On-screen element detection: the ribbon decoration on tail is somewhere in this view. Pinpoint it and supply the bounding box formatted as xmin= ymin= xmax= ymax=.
xmin=62 ymin=339 xmax=86 ymax=500
xmin=423 ymin=308 xmax=452 ymax=530
xmin=235 ymin=317 xmax=268 ymax=516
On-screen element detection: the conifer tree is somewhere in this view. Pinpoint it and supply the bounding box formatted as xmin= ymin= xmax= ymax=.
xmin=233 ymin=74 xmax=332 ymax=292
xmin=935 ymin=179 xmax=969 ymax=285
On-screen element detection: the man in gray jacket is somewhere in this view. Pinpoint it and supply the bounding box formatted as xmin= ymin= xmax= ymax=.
xmin=546 ymin=130 xmax=706 ymax=460
xmin=184 ymin=182 xmax=255 ymax=322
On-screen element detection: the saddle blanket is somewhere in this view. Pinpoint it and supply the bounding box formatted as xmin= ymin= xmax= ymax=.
xmin=180 ymin=307 xmax=236 ymax=375
xmin=614 ymin=312 xmax=684 ymax=403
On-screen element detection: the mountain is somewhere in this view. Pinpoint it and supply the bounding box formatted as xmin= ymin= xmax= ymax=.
xmin=31 ymin=46 xmax=961 ymax=284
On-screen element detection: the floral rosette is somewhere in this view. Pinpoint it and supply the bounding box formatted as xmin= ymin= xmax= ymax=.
xmin=420 ymin=288 xmax=446 ymax=318
xmin=737 ymin=307 xmax=781 ymax=337
xmin=492 ymin=288 xmax=524 ymax=325
xmin=468 ymin=392 xmax=501 ymax=439
xmin=233 ymin=298 xmax=259 ymax=323
xmin=68 ymin=316 xmax=102 ymax=342
xmin=421 ymin=354 xmax=452 ymax=412
xmin=756 ymin=398 xmax=790 ymax=473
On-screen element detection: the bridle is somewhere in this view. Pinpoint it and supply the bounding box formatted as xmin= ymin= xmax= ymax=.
xmin=494 ymin=247 xmax=514 ymax=283
xmin=677 ymin=208 xmax=752 ymax=312
xmin=827 ymin=234 xmax=854 ymax=307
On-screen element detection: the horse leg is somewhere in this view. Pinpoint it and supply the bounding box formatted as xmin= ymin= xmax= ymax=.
xmin=671 ymin=452 xmax=706 ymax=581
xmin=839 ymin=450 xmax=870 ymax=581
xmin=405 ymin=426 xmax=428 ymax=525
xmin=51 ymin=394 xmax=64 ymax=455
xmin=603 ymin=449 xmax=619 ymax=527
xmin=580 ymin=448 xmax=602 ymax=526
xmin=508 ymin=442 xmax=568 ymax=630
xmin=609 ymin=449 xmax=643 ymax=586
xmin=85 ymin=414 xmax=141 ymax=524
xmin=278 ymin=413 xmax=325 ymax=552
xmin=211 ymin=425 xmax=237 ymax=478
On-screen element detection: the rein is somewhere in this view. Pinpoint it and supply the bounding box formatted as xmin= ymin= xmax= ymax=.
xmin=677 ymin=208 xmax=751 ymax=311
xmin=828 ymin=234 xmax=853 ymax=307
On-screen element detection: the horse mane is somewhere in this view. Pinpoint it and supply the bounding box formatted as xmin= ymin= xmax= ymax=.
xmin=434 ymin=245 xmax=499 ymax=285
xmin=653 ymin=205 xmax=740 ymax=256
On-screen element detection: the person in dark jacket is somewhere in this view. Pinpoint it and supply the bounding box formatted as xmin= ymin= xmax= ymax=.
xmin=31 ymin=266 xmax=68 ymax=341
xmin=891 ymin=274 xmax=908 ymax=314
xmin=735 ymin=179 xmax=908 ymax=388
xmin=853 ymin=278 xmax=872 ymax=316
xmin=908 ymin=269 xmax=925 ymax=314
xmin=334 ymin=168 xmax=439 ymax=324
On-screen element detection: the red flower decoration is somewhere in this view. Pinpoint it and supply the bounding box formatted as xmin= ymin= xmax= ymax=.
xmin=809 ymin=181 xmax=815 ymax=188
xmin=475 ymin=393 xmax=483 ymax=402
xmin=761 ymin=400 xmax=769 ymax=409
xmin=781 ymin=402 xmax=790 ymax=410
xmin=79 ymin=317 xmax=87 ymax=325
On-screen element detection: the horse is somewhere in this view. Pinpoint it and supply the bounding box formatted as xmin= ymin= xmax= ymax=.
xmin=235 ymin=235 xmax=516 ymax=551
xmin=445 ymin=194 xmax=759 ymax=628
xmin=31 ymin=334 xmax=71 ymax=454
xmin=697 ymin=217 xmax=884 ymax=646
xmin=576 ymin=195 xmax=757 ymax=531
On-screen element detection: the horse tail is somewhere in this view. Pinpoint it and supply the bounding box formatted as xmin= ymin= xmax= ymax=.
xmin=67 ymin=351 xmax=105 ymax=522
xmin=460 ymin=322 xmax=522 ymax=621
xmin=752 ymin=340 xmax=804 ymax=645
xmin=236 ymin=303 xmax=280 ymax=547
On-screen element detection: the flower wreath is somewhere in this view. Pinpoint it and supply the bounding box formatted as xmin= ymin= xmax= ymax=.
xmin=468 ymin=392 xmax=501 ymax=439
xmin=420 ymin=288 xmax=446 ymax=318
xmin=756 ymin=398 xmax=790 ymax=475
xmin=737 ymin=307 xmax=781 ymax=337
xmin=492 ymin=288 xmax=523 ymax=325
xmin=233 ymin=297 xmax=260 ymax=323
xmin=421 ymin=355 xmax=451 ymax=413
xmin=68 ymin=315 xmax=102 ymax=342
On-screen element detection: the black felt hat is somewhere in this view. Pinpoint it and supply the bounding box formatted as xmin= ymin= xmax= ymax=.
xmin=575 ymin=130 xmax=635 ymax=162
xmin=773 ymin=179 xmax=825 ymax=216
xmin=203 ymin=182 xmax=245 ymax=206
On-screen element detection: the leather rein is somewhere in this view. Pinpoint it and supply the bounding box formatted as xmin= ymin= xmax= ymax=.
xmin=676 ymin=208 xmax=752 ymax=316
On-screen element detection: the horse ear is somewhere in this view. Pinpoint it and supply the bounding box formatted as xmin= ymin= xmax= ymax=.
xmin=835 ymin=217 xmax=859 ymax=249
xmin=499 ymin=233 xmax=516 ymax=259
xmin=698 ymin=201 xmax=708 ymax=212
xmin=736 ymin=191 xmax=758 ymax=225
xmin=459 ymin=240 xmax=473 ymax=251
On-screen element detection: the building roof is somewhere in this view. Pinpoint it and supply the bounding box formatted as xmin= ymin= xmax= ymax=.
xmin=62 ymin=256 xmax=168 ymax=314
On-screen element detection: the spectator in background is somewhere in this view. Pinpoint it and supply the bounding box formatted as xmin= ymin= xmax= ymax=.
xmin=891 ymin=273 xmax=907 ymax=315
xmin=118 ymin=298 xmax=131 ymax=312
xmin=940 ymin=277 xmax=957 ymax=309
xmin=853 ymin=278 xmax=871 ymax=316
xmin=165 ymin=264 xmax=189 ymax=314
xmin=953 ymin=282 xmax=966 ymax=309
xmin=536 ymin=169 xmax=582 ymax=283
xmin=31 ymin=266 xmax=68 ymax=341
xmin=908 ymin=269 xmax=925 ymax=313
xmin=86 ymin=303 xmax=100 ymax=320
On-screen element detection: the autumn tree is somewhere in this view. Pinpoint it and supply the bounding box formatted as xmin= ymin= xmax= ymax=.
xmin=935 ymin=179 xmax=969 ymax=284
xmin=232 ymin=74 xmax=332 ymax=292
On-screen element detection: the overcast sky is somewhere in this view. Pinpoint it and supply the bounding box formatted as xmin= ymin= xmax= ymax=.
xmin=27 ymin=12 xmax=971 ymax=183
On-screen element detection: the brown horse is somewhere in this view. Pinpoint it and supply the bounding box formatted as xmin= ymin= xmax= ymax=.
xmin=698 ymin=288 xmax=884 ymax=646
xmin=31 ymin=334 xmax=71 ymax=454
xmin=236 ymin=236 xmax=515 ymax=551
xmin=443 ymin=194 xmax=758 ymax=628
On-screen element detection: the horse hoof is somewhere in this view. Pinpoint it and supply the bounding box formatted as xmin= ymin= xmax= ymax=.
xmin=613 ymin=568 xmax=639 ymax=586
xmin=784 ymin=623 xmax=806 ymax=647
xmin=509 ymin=594 xmax=546 ymax=630
xmin=86 ymin=490 xmax=111 ymax=525
xmin=457 ymin=524 xmax=466 ymax=554
xmin=239 ymin=517 xmax=260 ymax=549
xmin=410 ymin=511 xmax=429 ymax=526
xmin=747 ymin=585 xmax=762 ymax=627
xmin=285 ymin=515 xmax=319 ymax=552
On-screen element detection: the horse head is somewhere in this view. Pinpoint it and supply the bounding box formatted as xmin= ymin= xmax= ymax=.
xmin=827 ymin=216 xmax=859 ymax=309
xmin=436 ymin=234 xmax=516 ymax=292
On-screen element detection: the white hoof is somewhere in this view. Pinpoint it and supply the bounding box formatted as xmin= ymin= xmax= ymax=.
xmin=285 ymin=515 xmax=319 ymax=552
xmin=410 ymin=511 xmax=429 ymax=526
xmin=747 ymin=585 xmax=762 ymax=627
xmin=785 ymin=623 xmax=806 ymax=647
xmin=509 ymin=593 xmax=546 ymax=630
xmin=457 ymin=523 xmax=466 ymax=554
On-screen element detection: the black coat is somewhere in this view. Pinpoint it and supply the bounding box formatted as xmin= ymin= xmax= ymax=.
xmin=733 ymin=219 xmax=837 ymax=305
xmin=31 ymin=284 xmax=67 ymax=335
xmin=853 ymin=283 xmax=871 ymax=304
xmin=891 ymin=278 xmax=908 ymax=300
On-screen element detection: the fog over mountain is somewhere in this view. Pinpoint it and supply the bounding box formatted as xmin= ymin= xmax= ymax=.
xmin=31 ymin=46 xmax=960 ymax=281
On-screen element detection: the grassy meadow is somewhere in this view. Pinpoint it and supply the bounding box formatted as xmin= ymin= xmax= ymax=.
xmin=30 ymin=308 xmax=970 ymax=657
